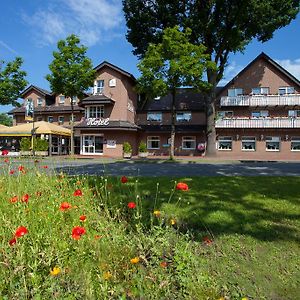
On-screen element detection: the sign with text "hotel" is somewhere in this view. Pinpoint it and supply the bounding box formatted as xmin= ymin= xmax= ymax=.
xmin=86 ymin=118 xmax=109 ymax=126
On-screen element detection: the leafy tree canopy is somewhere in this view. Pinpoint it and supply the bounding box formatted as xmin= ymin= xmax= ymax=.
xmin=0 ymin=57 xmax=27 ymax=106
xmin=0 ymin=113 xmax=13 ymax=126
xmin=46 ymin=34 xmax=95 ymax=99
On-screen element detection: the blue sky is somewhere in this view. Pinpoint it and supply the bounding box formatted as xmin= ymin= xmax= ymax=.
xmin=1 ymin=0 xmax=300 ymax=113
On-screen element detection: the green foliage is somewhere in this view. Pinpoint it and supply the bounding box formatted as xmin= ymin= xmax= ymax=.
xmin=46 ymin=34 xmax=95 ymax=100
xmin=138 ymin=141 xmax=147 ymax=153
xmin=0 ymin=57 xmax=28 ymax=106
xmin=20 ymin=137 xmax=31 ymax=151
xmin=35 ymin=138 xmax=49 ymax=151
xmin=123 ymin=141 xmax=132 ymax=153
xmin=137 ymin=26 xmax=215 ymax=98
xmin=0 ymin=113 xmax=13 ymax=126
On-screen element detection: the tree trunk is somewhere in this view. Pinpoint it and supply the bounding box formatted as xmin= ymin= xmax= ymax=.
xmin=70 ymin=100 xmax=74 ymax=156
xmin=170 ymin=89 xmax=176 ymax=160
xmin=205 ymin=70 xmax=218 ymax=157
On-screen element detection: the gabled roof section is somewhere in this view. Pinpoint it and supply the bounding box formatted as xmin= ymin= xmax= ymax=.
xmin=94 ymin=61 xmax=136 ymax=81
xmin=20 ymin=85 xmax=52 ymax=98
xmin=217 ymin=52 xmax=300 ymax=96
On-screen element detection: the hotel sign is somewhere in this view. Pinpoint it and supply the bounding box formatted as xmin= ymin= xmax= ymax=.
xmin=86 ymin=118 xmax=109 ymax=126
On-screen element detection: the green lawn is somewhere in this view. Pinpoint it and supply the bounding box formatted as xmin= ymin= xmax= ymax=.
xmin=1 ymin=163 xmax=299 ymax=299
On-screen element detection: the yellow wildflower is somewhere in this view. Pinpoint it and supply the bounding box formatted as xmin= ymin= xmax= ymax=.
xmin=241 ymin=298 xmax=248 ymax=300
xmin=50 ymin=266 xmax=61 ymax=276
xmin=130 ymin=257 xmax=140 ymax=264
xmin=170 ymin=218 xmax=176 ymax=225
xmin=103 ymin=271 xmax=112 ymax=280
xmin=153 ymin=210 xmax=161 ymax=217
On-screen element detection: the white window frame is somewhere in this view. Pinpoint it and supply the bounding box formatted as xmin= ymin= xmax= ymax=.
xmin=288 ymin=110 xmax=300 ymax=118
xmin=69 ymin=115 xmax=76 ymax=124
xmin=218 ymin=136 xmax=232 ymax=151
xmin=228 ymin=88 xmax=243 ymax=97
xmin=147 ymin=136 xmax=160 ymax=149
xmin=182 ymin=136 xmax=196 ymax=150
xmin=279 ymin=86 xmax=295 ymax=95
xmin=251 ymin=87 xmax=269 ymax=95
xmin=266 ymin=136 xmax=280 ymax=152
xmin=95 ymin=80 xmax=104 ymax=94
xmin=71 ymin=96 xmax=77 ymax=104
xmin=241 ymin=136 xmax=256 ymax=151
xmin=291 ymin=137 xmax=300 ymax=151
xmin=58 ymin=116 xmax=64 ymax=125
xmin=59 ymin=96 xmax=65 ymax=105
xmin=48 ymin=116 xmax=54 ymax=123
xmin=176 ymin=112 xmax=192 ymax=122
xmin=218 ymin=111 xmax=233 ymax=118
xmin=37 ymin=98 xmax=43 ymax=106
xmin=86 ymin=106 xmax=104 ymax=118
xmin=251 ymin=110 xmax=269 ymax=118
xmin=147 ymin=112 xmax=162 ymax=122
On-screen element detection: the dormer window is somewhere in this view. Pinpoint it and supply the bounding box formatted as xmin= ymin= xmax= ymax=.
xmin=71 ymin=96 xmax=77 ymax=104
xmin=176 ymin=112 xmax=191 ymax=122
xmin=147 ymin=112 xmax=162 ymax=122
xmin=279 ymin=86 xmax=295 ymax=95
xmin=86 ymin=106 xmax=104 ymax=118
xmin=59 ymin=96 xmax=65 ymax=105
xmin=95 ymin=80 xmax=104 ymax=95
xmin=37 ymin=98 xmax=43 ymax=106
xmin=228 ymin=88 xmax=243 ymax=97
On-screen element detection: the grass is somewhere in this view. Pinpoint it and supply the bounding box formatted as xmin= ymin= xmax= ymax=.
xmin=0 ymin=160 xmax=299 ymax=299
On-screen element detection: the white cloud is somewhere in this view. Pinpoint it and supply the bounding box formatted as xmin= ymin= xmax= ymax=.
xmin=275 ymin=59 xmax=300 ymax=80
xmin=219 ymin=61 xmax=244 ymax=86
xmin=22 ymin=0 xmax=123 ymax=47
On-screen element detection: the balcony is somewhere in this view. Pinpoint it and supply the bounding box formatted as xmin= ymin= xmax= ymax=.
xmin=220 ymin=94 xmax=300 ymax=107
xmin=216 ymin=117 xmax=300 ymax=128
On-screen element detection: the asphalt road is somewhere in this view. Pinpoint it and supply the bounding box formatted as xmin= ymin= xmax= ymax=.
xmin=2 ymin=159 xmax=300 ymax=176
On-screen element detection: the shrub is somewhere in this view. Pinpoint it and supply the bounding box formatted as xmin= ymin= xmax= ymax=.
xmin=123 ymin=142 xmax=132 ymax=153
xmin=35 ymin=138 xmax=49 ymax=151
xmin=138 ymin=141 xmax=147 ymax=153
xmin=20 ymin=137 xmax=31 ymax=151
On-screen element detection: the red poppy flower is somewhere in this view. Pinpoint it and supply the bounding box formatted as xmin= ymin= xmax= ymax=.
xmin=9 ymin=170 xmax=15 ymax=175
xmin=203 ymin=236 xmax=213 ymax=245
xmin=176 ymin=182 xmax=189 ymax=191
xmin=60 ymin=202 xmax=72 ymax=211
xmin=72 ymin=226 xmax=86 ymax=240
xmin=2 ymin=149 xmax=9 ymax=156
xmin=79 ymin=215 xmax=86 ymax=222
xmin=18 ymin=165 xmax=25 ymax=172
xmin=121 ymin=176 xmax=128 ymax=183
xmin=42 ymin=165 xmax=48 ymax=169
xmin=36 ymin=191 xmax=42 ymax=197
xmin=73 ymin=189 xmax=83 ymax=196
xmin=127 ymin=202 xmax=136 ymax=209
xmin=160 ymin=261 xmax=168 ymax=268
xmin=94 ymin=235 xmax=102 ymax=239
xmin=9 ymin=237 xmax=17 ymax=246
xmin=15 ymin=226 xmax=28 ymax=238
xmin=4 ymin=158 xmax=9 ymax=163
xmin=10 ymin=196 xmax=18 ymax=203
xmin=21 ymin=194 xmax=30 ymax=203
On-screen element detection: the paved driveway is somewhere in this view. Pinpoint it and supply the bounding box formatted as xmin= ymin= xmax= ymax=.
xmin=2 ymin=159 xmax=300 ymax=176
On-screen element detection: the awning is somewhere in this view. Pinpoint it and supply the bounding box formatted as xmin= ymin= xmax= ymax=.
xmin=0 ymin=121 xmax=71 ymax=137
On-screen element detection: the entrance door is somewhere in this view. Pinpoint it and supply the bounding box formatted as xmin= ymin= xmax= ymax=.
xmin=82 ymin=135 xmax=103 ymax=154
xmin=95 ymin=136 xmax=103 ymax=153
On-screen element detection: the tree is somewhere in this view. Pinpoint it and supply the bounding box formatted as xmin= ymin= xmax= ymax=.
xmin=0 ymin=113 xmax=13 ymax=126
xmin=137 ymin=26 xmax=215 ymax=159
xmin=46 ymin=34 xmax=95 ymax=155
xmin=123 ymin=0 xmax=300 ymax=155
xmin=0 ymin=57 xmax=27 ymax=106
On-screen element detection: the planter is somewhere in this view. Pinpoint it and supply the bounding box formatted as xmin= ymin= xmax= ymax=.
xmin=35 ymin=151 xmax=48 ymax=157
xmin=20 ymin=151 xmax=32 ymax=156
xmin=123 ymin=152 xmax=132 ymax=159
xmin=138 ymin=152 xmax=148 ymax=158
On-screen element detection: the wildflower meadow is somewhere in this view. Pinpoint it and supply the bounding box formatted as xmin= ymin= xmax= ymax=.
xmin=1 ymin=159 xmax=299 ymax=299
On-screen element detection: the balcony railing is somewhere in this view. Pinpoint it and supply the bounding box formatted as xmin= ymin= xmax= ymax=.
xmin=215 ymin=117 xmax=300 ymax=128
xmin=220 ymin=94 xmax=300 ymax=106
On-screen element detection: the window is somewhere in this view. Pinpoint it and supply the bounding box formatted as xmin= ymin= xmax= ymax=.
xmin=86 ymin=106 xmax=104 ymax=118
xmin=95 ymin=80 xmax=104 ymax=94
xmin=218 ymin=111 xmax=233 ymax=118
xmin=176 ymin=112 xmax=191 ymax=122
xmin=147 ymin=136 xmax=160 ymax=149
xmin=58 ymin=116 xmax=64 ymax=125
xmin=147 ymin=112 xmax=162 ymax=122
xmin=266 ymin=136 xmax=280 ymax=151
xmin=251 ymin=110 xmax=269 ymax=118
xmin=182 ymin=136 xmax=196 ymax=150
xmin=69 ymin=115 xmax=76 ymax=123
xmin=218 ymin=136 xmax=232 ymax=150
xmin=71 ymin=96 xmax=77 ymax=104
xmin=291 ymin=137 xmax=300 ymax=151
xmin=228 ymin=88 xmax=243 ymax=97
xmin=37 ymin=98 xmax=43 ymax=106
xmin=279 ymin=86 xmax=295 ymax=95
xmin=252 ymin=87 xmax=269 ymax=95
xmin=59 ymin=96 xmax=65 ymax=105
xmin=48 ymin=116 xmax=54 ymax=123
xmin=288 ymin=110 xmax=300 ymax=117
xmin=242 ymin=137 xmax=256 ymax=151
